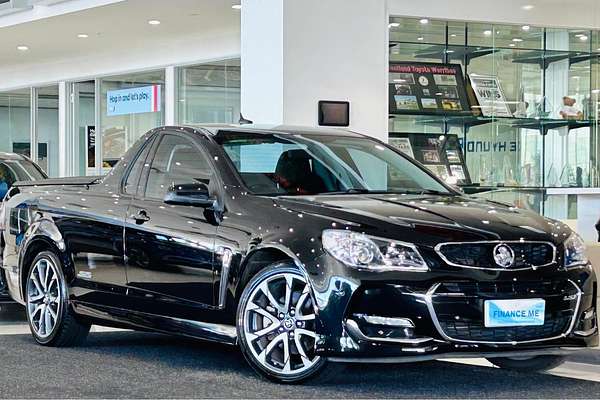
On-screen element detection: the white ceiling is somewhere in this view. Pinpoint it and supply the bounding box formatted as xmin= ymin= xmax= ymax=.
xmin=388 ymin=0 xmax=600 ymax=30
xmin=0 ymin=0 xmax=241 ymax=67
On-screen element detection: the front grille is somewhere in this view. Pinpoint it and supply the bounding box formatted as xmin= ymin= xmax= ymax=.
xmin=430 ymin=280 xmax=579 ymax=343
xmin=439 ymin=315 xmax=572 ymax=342
xmin=436 ymin=241 xmax=556 ymax=270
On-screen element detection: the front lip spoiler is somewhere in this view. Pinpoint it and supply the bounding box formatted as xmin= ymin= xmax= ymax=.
xmin=328 ymin=347 xmax=585 ymax=364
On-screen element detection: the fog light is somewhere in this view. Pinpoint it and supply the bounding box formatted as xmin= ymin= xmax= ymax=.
xmin=355 ymin=314 xmax=415 ymax=328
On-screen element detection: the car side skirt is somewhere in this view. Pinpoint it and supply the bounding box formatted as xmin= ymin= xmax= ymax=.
xmin=72 ymin=301 xmax=238 ymax=345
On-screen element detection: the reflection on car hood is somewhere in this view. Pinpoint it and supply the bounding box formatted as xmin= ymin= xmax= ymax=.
xmin=273 ymin=193 xmax=570 ymax=245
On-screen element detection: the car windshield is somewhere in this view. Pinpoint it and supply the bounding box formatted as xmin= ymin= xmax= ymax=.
xmin=216 ymin=131 xmax=453 ymax=196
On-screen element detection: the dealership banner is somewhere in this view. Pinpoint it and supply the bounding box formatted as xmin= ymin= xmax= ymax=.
xmin=107 ymin=85 xmax=161 ymax=116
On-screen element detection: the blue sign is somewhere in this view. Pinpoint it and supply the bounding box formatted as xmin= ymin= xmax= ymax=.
xmin=485 ymin=298 xmax=545 ymax=327
xmin=107 ymin=85 xmax=161 ymax=117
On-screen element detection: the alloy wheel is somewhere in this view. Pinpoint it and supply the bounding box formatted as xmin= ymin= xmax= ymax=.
xmin=242 ymin=272 xmax=320 ymax=376
xmin=27 ymin=257 xmax=62 ymax=339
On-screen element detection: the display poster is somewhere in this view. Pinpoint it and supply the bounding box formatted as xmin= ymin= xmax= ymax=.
xmin=469 ymin=74 xmax=513 ymax=117
xmin=86 ymin=125 xmax=96 ymax=168
xmin=389 ymin=137 xmax=414 ymax=158
xmin=389 ymin=133 xmax=471 ymax=185
xmin=389 ymin=62 xmax=471 ymax=115
xmin=107 ymin=85 xmax=161 ymax=116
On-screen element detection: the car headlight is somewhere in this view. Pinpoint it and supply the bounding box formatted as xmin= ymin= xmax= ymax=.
xmin=564 ymin=232 xmax=588 ymax=268
xmin=321 ymin=229 xmax=428 ymax=271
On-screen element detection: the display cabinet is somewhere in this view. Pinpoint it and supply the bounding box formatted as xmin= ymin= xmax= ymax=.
xmin=388 ymin=17 xmax=600 ymax=207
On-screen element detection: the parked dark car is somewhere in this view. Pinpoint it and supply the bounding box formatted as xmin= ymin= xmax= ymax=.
xmin=1 ymin=125 xmax=597 ymax=383
xmin=0 ymin=153 xmax=47 ymax=301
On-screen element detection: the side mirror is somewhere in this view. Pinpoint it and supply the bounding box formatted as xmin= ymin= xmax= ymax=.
xmin=164 ymin=182 xmax=216 ymax=208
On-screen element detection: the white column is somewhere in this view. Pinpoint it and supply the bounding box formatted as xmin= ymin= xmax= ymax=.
xmin=241 ymin=0 xmax=389 ymax=141
xmin=29 ymin=87 xmax=38 ymax=162
xmin=58 ymin=81 xmax=69 ymax=177
xmin=165 ymin=65 xmax=176 ymax=126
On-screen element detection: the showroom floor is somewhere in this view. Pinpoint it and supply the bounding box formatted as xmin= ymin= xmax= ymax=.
xmin=0 ymin=303 xmax=598 ymax=399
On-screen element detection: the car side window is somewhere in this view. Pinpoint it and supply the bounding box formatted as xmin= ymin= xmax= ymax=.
xmin=144 ymin=134 xmax=213 ymax=200
xmin=124 ymin=138 xmax=154 ymax=195
xmin=0 ymin=163 xmax=17 ymax=199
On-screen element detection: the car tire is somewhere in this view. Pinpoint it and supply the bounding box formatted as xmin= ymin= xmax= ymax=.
xmin=237 ymin=262 xmax=332 ymax=383
xmin=487 ymin=355 xmax=565 ymax=372
xmin=25 ymin=250 xmax=90 ymax=347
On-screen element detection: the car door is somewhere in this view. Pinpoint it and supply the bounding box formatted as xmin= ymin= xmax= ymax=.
xmin=124 ymin=131 xmax=217 ymax=306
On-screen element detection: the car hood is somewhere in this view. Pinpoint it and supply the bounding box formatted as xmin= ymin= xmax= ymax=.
xmin=272 ymin=193 xmax=569 ymax=246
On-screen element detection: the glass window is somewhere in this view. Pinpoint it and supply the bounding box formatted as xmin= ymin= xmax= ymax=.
xmin=36 ymin=85 xmax=59 ymax=177
xmin=0 ymin=159 xmax=46 ymax=199
xmin=123 ymin=137 xmax=154 ymax=196
xmin=145 ymin=135 xmax=213 ymax=200
xmin=217 ymin=132 xmax=451 ymax=196
xmin=100 ymin=70 xmax=165 ymax=170
xmin=176 ymin=59 xmax=241 ymax=124
xmin=0 ymin=89 xmax=31 ymax=157
xmin=72 ymin=81 xmax=96 ymax=176
xmin=0 ymin=163 xmax=17 ymax=198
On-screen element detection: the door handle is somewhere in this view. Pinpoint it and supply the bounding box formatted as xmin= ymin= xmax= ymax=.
xmin=131 ymin=209 xmax=150 ymax=225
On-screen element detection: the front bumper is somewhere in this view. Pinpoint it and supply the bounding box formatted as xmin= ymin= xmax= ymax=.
xmin=0 ymin=260 xmax=11 ymax=302
xmin=311 ymin=262 xmax=598 ymax=360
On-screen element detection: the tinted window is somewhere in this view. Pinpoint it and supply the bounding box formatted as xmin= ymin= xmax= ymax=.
xmin=124 ymin=138 xmax=154 ymax=195
xmin=217 ymin=132 xmax=451 ymax=196
xmin=145 ymin=134 xmax=213 ymax=200
xmin=2 ymin=159 xmax=46 ymax=182
xmin=0 ymin=159 xmax=46 ymax=199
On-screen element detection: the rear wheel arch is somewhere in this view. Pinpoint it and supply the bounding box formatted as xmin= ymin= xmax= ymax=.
xmin=20 ymin=237 xmax=73 ymax=300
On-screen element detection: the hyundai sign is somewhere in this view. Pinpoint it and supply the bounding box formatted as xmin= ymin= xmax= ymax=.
xmin=107 ymin=85 xmax=161 ymax=116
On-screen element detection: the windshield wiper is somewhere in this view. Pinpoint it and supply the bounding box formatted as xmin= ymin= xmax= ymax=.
xmin=316 ymin=188 xmax=372 ymax=195
xmin=313 ymin=188 xmax=456 ymax=196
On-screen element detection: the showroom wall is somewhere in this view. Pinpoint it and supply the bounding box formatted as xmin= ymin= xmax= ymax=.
xmin=241 ymin=0 xmax=389 ymax=140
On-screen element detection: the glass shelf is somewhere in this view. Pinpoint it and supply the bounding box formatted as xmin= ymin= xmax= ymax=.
xmin=389 ymin=113 xmax=594 ymax=133
xmin=388 ymin=17 xmax=600 ymax=194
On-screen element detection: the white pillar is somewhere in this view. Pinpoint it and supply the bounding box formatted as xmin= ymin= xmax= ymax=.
xmin=58 ymin=81 xmax=69 ymax=177
xmin=165 ymin=66 xmax=176 ymax=126
xmin=241 ymin=0 xmax=389 ymax=141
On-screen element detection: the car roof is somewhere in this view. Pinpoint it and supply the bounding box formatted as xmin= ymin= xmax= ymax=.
xmin=182 ymin=124 xmax=366 ymax=138
xmin=0 ymin=152 xmax=29 ymax=161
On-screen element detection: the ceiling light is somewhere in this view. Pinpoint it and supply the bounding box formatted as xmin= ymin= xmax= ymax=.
xmin=16 ymin=45 xmax=29 ymax=51
xmin=446 ymin=50 xmax=455 ymax=53
xmin=388 ymin=22 xmax=400 ymax=28
xmin=484 ymin=30 xmax=492 ymax=36
xmin=77 ymin=33 xmax=89 ymax=38
xmin=419 ymin=18 xmax=429 ymax=24
xmin=522 ymin=5 xmax=534 ymax=10
xmin=579 ymin=35 xmax=588 ymax=41
xmin=148 ymin=19 xmax=161 ymax=25
xmin=509 ymin=43 xmax=516 ymax=47
xmin=231 ymin=4 xmax=241 ymax=10
xmin=512 ymin=38 xmax=523 ymax=42
xmin=450 ymin=34 xmax=457 ymax=37
xmin=522 ymin=25 xmax=530 ymax=31
xmin=592 ymin=89 xmax=600 ymax=94
xmin=417 ymin=36 xmax=424 ymax=41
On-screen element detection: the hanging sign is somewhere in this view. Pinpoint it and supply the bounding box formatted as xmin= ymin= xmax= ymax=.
xmin=107 ymin=85 xmax=161 ymax=116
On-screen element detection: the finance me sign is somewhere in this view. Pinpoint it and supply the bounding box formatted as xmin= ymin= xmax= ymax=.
xmin=107 ymin=85 xmax=161 ymax=117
